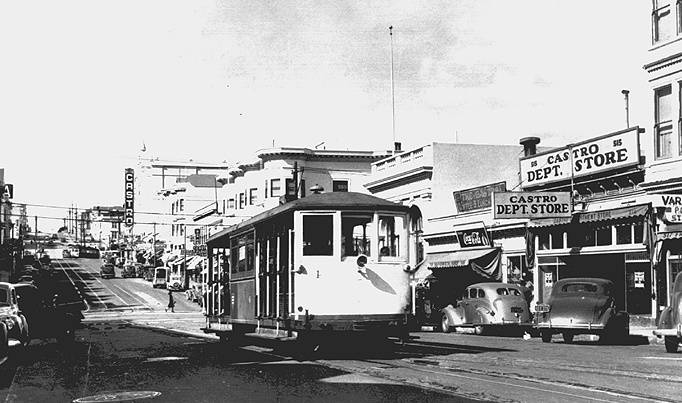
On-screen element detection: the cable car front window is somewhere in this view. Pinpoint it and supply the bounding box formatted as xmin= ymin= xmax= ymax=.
xmin=341 ymin=214 xmax=373 ymax=257
xmin=303 ymin=215 xmax=333 ymax=256
xmin=379 ymin=215 xmax=404 ymax=258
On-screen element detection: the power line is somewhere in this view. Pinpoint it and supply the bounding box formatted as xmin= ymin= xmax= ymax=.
xmin=3 ymin=213 xmax=240 ymax=228
xmin=11 ymin=201 xmax=220 ymax=218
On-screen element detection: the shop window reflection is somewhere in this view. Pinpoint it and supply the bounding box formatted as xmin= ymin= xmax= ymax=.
xmin=616 ymin=224 xmax=632 ymax=245
xmin=634 ymin=222 xmax=644 ymax=244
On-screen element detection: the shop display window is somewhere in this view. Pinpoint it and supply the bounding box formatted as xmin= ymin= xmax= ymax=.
xmin=506 ymin=255 xmax=530 ymax=285
xmin=538 ymin=232 xmax=550 ymax=250
xmin=616 ymin=224 xmax=632 ymax=245
xmin=596 ymin=226 xmax=612 ymax=246
xmin=634 ymin=222 xmax=644 ymax=243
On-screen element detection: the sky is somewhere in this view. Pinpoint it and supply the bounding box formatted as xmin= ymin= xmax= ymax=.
xmin=0 ymin=1 xmax=653 ymax=232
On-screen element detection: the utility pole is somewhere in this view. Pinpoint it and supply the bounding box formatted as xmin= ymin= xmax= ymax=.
xmin=153 ymin=222 xmax=157 ymax=267
xmin=622 ymin=89 xmax=630 ymax=128
xmin=34 ymin=215 xmax=38 ymax=255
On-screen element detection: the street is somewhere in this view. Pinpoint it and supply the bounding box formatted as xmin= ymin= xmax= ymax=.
xmin=0 ymin=259 xmax=678 ymax=402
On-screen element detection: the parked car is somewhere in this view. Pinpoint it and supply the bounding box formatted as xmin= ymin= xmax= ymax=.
xmin=100 ymin=264 xmax=116 ymax=279
xmin=167 ymin=273 xmax=184 ymax=291
xmin=440 ymin=282 xmax=532 ymax=335
xmin=14 ymin=283 xmax=84 ymax=345
xmin=535 ymin=278 xmax=629 ymax=343
xmin=0 ymin=283 xmax=30 ymax=351
xmin=653 ymin=272 xmax=682 ymax=353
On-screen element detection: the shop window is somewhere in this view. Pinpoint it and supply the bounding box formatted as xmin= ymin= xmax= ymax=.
xmin=303 ymin=215 xmax=333 ymax=256
xmin=341 ymin=214 xmax=373 ymax=257
xmin=655 ymin=85 xmax=673 ymax=159
xmin=596 ymin=226 xmax=612 ymax=246
xmin=634 ymin=222 xmax=644 ymax=244
xmin=550 ymin=229 xmax=563 ymax=249
xmin=227 ymin=198 xmax=235 ymax=210
xmin=506 ymin=255 xmax=527 ymax=285
xmin=239 ymin=193 xmax=245 ymax=209
xmin=379 ymin=215 xmax=404 ymax=257
xmin=616 ymin=224 xmax=632 ymax=245
xmin=538 ymin=232 xmax=550 ymax=250
xmin=653 ymin=1 xmax=675 ymax=43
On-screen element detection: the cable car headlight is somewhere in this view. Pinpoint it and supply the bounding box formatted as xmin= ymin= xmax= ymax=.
xmin=356 ymin=255 xmax=368 ymax=275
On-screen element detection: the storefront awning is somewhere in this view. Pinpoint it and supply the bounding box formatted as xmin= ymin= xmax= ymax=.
xmin=657 ymin=223 xmax=682 ymax=241
xmin=427 ymin=248 xmax=498 ymax=269
xmin=426 ymin=247 xmax=502 ymax=280
xmin=529 ymin=204 xmax=649 ymax=228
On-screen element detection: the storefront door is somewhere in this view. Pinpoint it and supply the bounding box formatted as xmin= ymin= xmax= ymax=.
xmin=626 ymin=262 xmax=651 ymax=314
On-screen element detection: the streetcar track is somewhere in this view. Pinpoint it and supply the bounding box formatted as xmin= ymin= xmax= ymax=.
xmin=58 ymin=260 xmax=109 ymax=309
xmin=54 ymin=260 xmax=91 ymax=312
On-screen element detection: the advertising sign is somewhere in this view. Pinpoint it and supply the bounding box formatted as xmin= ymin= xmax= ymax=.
xmin=124 ymin=168 xmax=134 ymax=227
xmin=2 ymin=184 xmax=13 ymax=199
xmin=453 ymin=181 xmax=506 ymax=213
xmin=654 ymin=194 xmax=682 ymax=223
xmin=493 ymin=192 xmax=572 ymax=219
xmin=455 ymin=228 xmax=490 ymax=248
xmin=519 ymin=128 xmax=640 ymax=188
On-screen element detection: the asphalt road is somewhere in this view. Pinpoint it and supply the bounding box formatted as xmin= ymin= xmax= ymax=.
xmin=0 ymin=259 xmax=679 ymax=402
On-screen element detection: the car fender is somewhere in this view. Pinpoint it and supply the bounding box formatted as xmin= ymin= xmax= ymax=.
xmin=659 ymin=307 xmax=674 ymax=329
xmin=441 ymin=304 xmax=464 ymax=326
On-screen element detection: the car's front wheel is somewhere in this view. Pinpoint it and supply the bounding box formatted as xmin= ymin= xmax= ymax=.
xmin=664 ymin=336 xmax=679 ymax=353
xmin=541 ymin=331 xmax=552 ymax=343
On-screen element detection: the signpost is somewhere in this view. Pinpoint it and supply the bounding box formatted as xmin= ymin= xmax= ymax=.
xmin=493 ymin=191 xmax=572 ymax=219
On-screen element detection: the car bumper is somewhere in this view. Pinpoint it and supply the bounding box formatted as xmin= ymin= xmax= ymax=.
xmin=653 ymin=324 xmax=682 ymax=338
xmin=536 ymin=322 xmax=606 ymax=330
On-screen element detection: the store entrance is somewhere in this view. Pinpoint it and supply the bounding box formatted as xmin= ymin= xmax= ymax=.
xmin=560 ymin=253 xmax=626 ymax=311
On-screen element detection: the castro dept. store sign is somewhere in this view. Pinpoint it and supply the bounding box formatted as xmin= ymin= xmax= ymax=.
xmin=493 ymin=191 xmax=572 ymax=219
xmin=124 ymin=168 xmax=134 ymax=227
xmin=519 ymin=127 xmax=640 ymax=188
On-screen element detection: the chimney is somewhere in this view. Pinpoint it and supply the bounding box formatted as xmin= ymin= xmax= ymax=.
xmin=519 ymin=137 xmax=540 ymax=157
xmin=394 ymin=142 xmax=402 ymax=153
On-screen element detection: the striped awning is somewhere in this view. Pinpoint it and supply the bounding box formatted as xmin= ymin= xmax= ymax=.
xmin=426 ymin=248 xmax=499 ymax=269
xmin=529 ymin=204 xmax=649 ymax=228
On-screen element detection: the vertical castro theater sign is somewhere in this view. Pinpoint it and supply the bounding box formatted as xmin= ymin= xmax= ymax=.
xmin=124 ymin=168 xmax=134 ymax=227
xmin=519 ymin=127 xmax=640 ymax=189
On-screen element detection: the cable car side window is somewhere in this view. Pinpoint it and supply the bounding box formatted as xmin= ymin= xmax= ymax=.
xmin=341 ymin=214 xmax=373 ymax=257
xmin=303 ymin=215 xmax=333 ymax=256
xmin=231 ymin=232 xmax=255 ymax=273
xmin=378 ymin=215 xmax=404 ymax=258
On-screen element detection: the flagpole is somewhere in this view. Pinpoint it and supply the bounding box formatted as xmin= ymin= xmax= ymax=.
xmin=389 ymin=26 xmax=396 ymax=146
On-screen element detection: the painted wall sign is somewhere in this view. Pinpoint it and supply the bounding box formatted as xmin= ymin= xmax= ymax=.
xmin=634 ymin=272 xmax=645 ymax=288
xmin=493 ymin=192 xmax=572 ymax=219
xmin=653 ymin=194 xmax=682 ymax=223
xmin=124 ymin=168 xmax=134 ymax=227
xmin=456 ymin=228 xmax=490 ymax=248
xmin=453 ymin=181 xmax=507 ymax=213
xmin=519 ymin=128 xmax=640 ymax=188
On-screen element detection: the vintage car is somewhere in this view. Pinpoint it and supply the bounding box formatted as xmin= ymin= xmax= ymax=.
xmin=653 ymin=272 xmax=682 ymax=353
xmin=100 ymin=263 xmax=116 ymax=279
xmin=121 ymin=263 xmax=137 ymax=278
xmin=14 ymin=283 xmax=84 ymax=345
xmin=440 ymin=282 xmax=532 ymax=335
xmin=535 ymin=278 xmax=629 ymax=343
xmin=0 ymin=282 xmax=30 ymax=351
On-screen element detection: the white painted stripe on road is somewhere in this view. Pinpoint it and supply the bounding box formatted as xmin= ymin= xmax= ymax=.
xmin=66 ymin=263 xmax=109 ymax=308
xmin=55 ymin=260 xmax=91 ymax=312
xmin=135 ymin=291 xmax=165 ymax=308
xmin=640 ymin=356 xmax=682 ymax=361
xmin=110 ymin=283 xmax=153 ymax=310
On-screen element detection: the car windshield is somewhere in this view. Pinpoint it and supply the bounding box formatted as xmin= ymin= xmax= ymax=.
xmin=561 ymin=283 xmax=599 ymax=293
xmin=497 ymin=288 xmax=521 ymax=296
xmin=0 ymin=289 xmax=8 ymax=305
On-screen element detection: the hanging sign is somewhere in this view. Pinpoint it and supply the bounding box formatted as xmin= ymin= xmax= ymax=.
xmin=124 ymin=168 xmax=135 ymax=227
xmin=519 ymin=127 xmax=640 ymax=188
xmin=653 ymin=194 xmax=682 ymax=223
xmin=455 ymin=228 xmax=490 ymax=248
xmin=493 ymin=192 xmax=572 ymax=219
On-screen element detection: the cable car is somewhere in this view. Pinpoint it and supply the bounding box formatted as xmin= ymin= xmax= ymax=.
xmin=203 ymin=192 xmax=416 ymax=348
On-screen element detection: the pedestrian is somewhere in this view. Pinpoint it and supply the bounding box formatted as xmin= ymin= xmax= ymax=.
xmin=166 ymin=290 xmax=175 ymax=313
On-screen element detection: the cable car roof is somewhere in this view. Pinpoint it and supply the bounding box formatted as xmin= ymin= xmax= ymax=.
xmin=207 ymin=192 xmax=409 ymax=246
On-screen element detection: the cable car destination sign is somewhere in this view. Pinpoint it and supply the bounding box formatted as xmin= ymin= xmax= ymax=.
xmin=519 ymin=127 xmax=640 ymax=188
xmin=493 ymin=191 xmax=571 ymax=219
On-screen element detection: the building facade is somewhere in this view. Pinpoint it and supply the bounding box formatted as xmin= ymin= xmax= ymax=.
xmin=644 ymin=1 xmax=682 ymax=316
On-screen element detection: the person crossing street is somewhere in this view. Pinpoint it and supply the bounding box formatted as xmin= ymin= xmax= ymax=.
xmin=165 ymin=290 xmax=175 ymax=313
